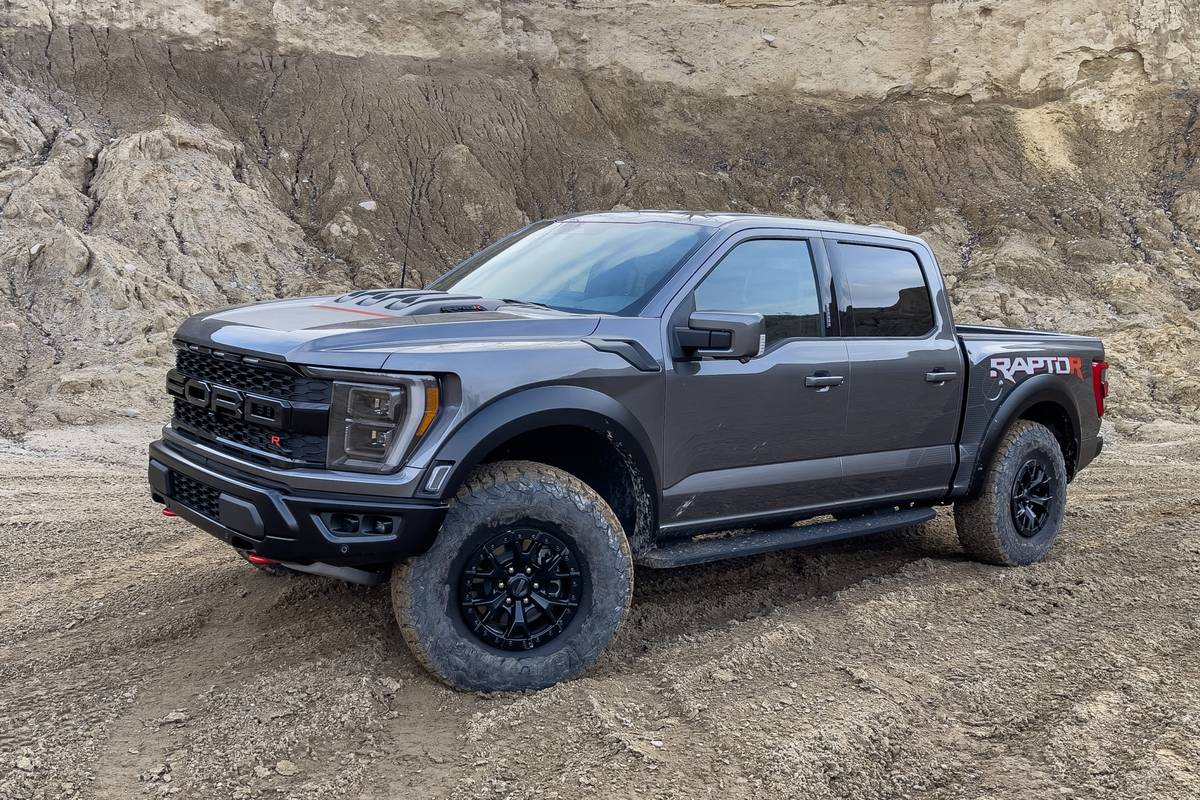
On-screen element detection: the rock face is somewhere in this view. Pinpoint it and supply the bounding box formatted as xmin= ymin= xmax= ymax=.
xmin=1 ymin=1 xmax=1200 ymax=432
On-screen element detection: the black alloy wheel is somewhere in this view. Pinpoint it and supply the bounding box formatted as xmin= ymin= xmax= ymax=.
xmin=458 ymin=525 xmax=584 ymax=651
xmin=394 ymin=460 xmax=633 ymax=692
xmin=1010 ymin=455 xmax=1056 ymax=538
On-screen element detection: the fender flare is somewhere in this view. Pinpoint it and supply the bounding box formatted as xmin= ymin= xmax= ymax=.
xmin=966 ymin=375 xmax=1082 ymax=496
xmin=428 ymin=385 xmax=660 ymax=503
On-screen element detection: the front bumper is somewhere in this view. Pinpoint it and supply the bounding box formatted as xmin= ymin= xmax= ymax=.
xmin=148 ymin=438 xmax=448 ymax=567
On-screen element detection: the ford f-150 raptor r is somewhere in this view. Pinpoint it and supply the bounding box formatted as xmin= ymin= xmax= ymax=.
xmin=149 ymin=211 xmax=1108 ymax=691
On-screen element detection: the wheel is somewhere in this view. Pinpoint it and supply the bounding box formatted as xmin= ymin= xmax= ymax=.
xmin=392 ymin=460 xmax=634 ymax=692
xmin=954 ymin=420 xmax=1068 ymax=566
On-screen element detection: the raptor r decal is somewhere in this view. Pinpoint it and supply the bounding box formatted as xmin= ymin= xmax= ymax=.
xmin=989 ymin=355 xmax=1084 ymax=384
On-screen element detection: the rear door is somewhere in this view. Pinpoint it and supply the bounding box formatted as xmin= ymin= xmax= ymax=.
xmin=827 ymin=234 xmax=964 ymax=502
xmin=661 ymin=230 xmax=852 ymax=532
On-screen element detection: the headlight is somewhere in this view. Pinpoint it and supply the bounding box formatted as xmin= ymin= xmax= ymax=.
xmin=327 ymin=377 xmax=440 ymax=473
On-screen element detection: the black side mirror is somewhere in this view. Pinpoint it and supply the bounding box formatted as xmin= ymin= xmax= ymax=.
xmin=676 ymin=311 xmax=765 ymax=359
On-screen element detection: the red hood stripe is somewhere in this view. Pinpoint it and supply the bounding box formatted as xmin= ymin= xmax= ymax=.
xmin=311 ymin=304 xmax=395 ymax=318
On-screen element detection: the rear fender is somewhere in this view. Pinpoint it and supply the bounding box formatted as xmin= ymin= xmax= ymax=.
xmin=957 ymin=374 xmax=1082 ymax=497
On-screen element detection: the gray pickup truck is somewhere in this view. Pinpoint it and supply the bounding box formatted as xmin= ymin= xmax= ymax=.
xmin=148 ymin=211 xmax=1107 ymax=691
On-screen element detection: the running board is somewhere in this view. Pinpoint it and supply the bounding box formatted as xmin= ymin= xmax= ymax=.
xmin=637 ymin=507 xmax=936 ymax=569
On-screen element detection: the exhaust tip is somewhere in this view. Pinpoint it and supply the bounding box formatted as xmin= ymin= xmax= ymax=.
xmin=246 ymin=554 xmax=277 ymax=566
xmin=161 ymin=508 xmax=177 ymax=517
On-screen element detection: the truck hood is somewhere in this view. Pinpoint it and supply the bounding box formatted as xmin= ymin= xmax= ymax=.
xmin=174 ymin=289 xmax=604 ymax=369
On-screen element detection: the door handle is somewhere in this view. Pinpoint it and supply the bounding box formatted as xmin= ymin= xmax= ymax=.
xmin=805 ymin=375 xmax=845 ymax=388
xmin=925 ymin=371 xmax=958 ymax=383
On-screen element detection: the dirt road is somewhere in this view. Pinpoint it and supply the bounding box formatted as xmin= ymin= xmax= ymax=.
xmin=1 ymin=422 xmax=1197 ymax=800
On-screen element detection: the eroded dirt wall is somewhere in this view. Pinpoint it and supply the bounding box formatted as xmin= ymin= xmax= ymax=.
xmin=1 ymin=9 xmax=1200 ymax=433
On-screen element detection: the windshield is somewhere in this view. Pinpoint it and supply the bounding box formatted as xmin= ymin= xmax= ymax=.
xmin=429 ymin=220 xmax=712 ymax=315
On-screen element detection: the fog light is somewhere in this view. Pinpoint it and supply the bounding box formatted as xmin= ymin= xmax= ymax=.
xmin=319 ymin=511 xmax=400 ymax=537
xmin=364 ymin=515 xmax=393 ymax=535
xmin=328 ymin=512 xmax=361 ymax=534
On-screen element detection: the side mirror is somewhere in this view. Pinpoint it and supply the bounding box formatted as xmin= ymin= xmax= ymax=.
xmin=675 ymin=311 xmax=765 ymax=360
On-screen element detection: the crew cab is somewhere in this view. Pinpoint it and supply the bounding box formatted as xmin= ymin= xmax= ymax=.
xmin=148 ymin=211 xmax=1107 ymax=691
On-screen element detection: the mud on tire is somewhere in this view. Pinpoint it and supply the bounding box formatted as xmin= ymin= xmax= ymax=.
xmin=392 ymin=460 xmax=634 ymax=692
xmin=954 ymin=420 xmax=1068 ymax=566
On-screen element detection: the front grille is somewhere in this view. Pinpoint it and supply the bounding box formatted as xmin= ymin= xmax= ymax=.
xmin=175 ymin=348 xmax=331 ymax=404
xmin=173 ymin=400 xmax=327 ymax=466
xmin=170 ymin=345 xmax=331 ymax=467
xmin=170 ymin=470 xmax=220 ymax=519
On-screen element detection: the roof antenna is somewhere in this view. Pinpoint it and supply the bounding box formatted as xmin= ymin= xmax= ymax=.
xmin=400 ymin=157 xmax=417 ymax=288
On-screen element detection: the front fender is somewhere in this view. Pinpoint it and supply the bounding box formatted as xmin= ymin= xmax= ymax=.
xmin=424 ymin=385 xmax=660 ymax=501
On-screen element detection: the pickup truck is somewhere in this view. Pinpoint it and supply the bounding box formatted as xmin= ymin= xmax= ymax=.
xmin=148 ymin=211 xmax=1107 ymax=692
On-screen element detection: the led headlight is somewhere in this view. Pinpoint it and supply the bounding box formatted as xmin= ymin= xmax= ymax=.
xmin=327 ymin=377 xmax=439 ymax=473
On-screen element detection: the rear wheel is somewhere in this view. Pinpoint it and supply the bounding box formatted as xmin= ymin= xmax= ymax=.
xmin=392 ymin=460 xmax=633 ymax=692
xmin=954 ymin=420 xmax=1068 ymax=566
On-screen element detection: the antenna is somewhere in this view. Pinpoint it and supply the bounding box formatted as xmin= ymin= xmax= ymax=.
xmin=400 ymin=153 xmax=417 ymax=288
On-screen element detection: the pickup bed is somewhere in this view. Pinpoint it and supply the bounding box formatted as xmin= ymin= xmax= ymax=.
xmin=149 ymin=211 xmax=1107 ymax=691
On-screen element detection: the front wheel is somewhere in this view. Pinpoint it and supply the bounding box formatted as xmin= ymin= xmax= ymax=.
xmin=954 ymin=420 xmax=1068 ymax=566
xmin=392 ymin=460 xmax=633 ymax=692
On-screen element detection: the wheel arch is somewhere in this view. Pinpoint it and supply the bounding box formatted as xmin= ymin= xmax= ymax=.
xmin=967 ymin=377 xmax=1082 ymax=497
xmin=428 ymin=386 xmax=660 ymax=551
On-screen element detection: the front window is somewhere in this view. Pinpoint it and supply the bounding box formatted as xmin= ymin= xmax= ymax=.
xmin=430 ymin=220 xmax=712 ymax=315
xmin=694 ymin=238 xmax=823 ymax=344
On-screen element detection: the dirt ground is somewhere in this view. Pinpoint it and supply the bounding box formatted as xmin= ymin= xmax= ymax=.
xmin=1 ymin=421 xmax=1196 ymax=800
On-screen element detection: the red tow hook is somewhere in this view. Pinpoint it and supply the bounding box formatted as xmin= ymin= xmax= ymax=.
xmin=246 ymin=554 xmax=277 ymax=566
xmin=161 ymin=508 xmax=177 ymax=517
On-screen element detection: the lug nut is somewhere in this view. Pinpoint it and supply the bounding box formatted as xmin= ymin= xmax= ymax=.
xmin=508 ymin=567 xmax=515 ymax=574
xmin=498 ymin=581 xmax=505 ymax=589
xmin=525 ymin=567 xmax=532 ymax=574
xmin=505 ymin=597 xmax=512 ymax=604
xmin=532 ymin=583 xmax=539 ymax=590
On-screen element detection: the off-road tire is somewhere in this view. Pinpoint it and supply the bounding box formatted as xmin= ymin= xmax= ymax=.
xmin=392 ymin=460 xmax=634 ymax=692
xmin=954 ymin=420 xmax=1068 ymax=566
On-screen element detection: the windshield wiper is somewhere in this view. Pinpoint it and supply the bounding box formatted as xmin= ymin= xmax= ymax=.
xmin=500 ymin=298 xmax=553 ymax=310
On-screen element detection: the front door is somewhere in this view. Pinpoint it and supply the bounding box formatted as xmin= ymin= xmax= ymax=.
xmin=662 ymin=233 xmax=852 ymax=533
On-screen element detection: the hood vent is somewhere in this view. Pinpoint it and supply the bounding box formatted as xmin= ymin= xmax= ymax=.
xmin=330 ymin=289 xmax=503 ymax=316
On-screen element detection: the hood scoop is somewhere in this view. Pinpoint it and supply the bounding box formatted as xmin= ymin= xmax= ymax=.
xmin=331 ymin=288 xmax=504 ymax=317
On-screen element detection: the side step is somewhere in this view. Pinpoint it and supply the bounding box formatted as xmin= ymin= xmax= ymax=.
xmin=637 ymin=507 xmax=936 ymax=569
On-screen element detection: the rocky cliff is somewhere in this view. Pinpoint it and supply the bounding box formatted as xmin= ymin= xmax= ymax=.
xmin=2 ymin=1 xmax=1199 ymax=434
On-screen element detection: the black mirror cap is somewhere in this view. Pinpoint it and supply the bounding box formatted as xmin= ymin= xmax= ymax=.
xmin=680 ymin=311 xmax=765 ymax=359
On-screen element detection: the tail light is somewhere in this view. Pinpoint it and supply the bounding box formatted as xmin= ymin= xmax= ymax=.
xmin=1091 ymin=360 xmax=1109 ymax=417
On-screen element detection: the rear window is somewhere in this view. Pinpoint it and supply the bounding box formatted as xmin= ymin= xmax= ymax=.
xmin=835 ymin=243 xmax=934 ymax=337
